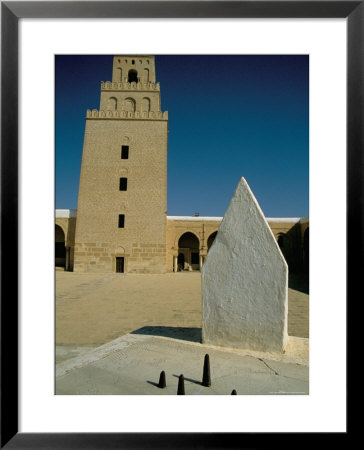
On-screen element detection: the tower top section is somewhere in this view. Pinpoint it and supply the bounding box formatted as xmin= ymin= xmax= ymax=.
xmin=92 ymin=55 xmax=167 ymax=120
xmin=112 ymin=55 xmax=156 ymax=84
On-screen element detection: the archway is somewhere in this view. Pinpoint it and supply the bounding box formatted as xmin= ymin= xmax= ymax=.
xmin=303 ymin=228 xmax=309 ymax=273
xmin=177 ymin=253 xmax=185 ymax=271
xmin=128 ymin=69 xmax=138 ymax=83
xmin=277 ymin=233 xmax=286 ymax=250
xmin=178 ymin=232 xmax=200 ymax=271
xmin=207 ymin=231 xmax=218 ymax=251
xmin=55 ymin=224 xmax=66 ymax=268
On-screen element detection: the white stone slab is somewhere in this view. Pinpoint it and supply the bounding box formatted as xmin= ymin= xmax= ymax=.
xmin=202 ymin=178 xmax=288 ymax=352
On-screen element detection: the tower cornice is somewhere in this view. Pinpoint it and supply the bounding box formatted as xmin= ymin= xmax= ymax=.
xmin=101 ymin=81 xmax=160 ymax=92
xmin=86 ymin=109 xmax=168 ymax=121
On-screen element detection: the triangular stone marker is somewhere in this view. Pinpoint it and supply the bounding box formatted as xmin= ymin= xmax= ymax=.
xmin=202 ymin=178 xmax=288 ymax=352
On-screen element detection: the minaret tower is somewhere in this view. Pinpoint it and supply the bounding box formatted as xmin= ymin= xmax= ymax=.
xmin=74 ymin=56 xmax=168 ymax=273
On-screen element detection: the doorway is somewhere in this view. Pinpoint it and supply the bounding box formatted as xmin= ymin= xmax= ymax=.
xmin=116 ymin=257 xmax=125 ymax=273
xmin=55 ymin=224 xmax=66 ymax=268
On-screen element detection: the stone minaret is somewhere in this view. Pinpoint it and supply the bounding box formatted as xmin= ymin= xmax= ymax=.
xmin=74 ymin=56 xmax=168 ymax=273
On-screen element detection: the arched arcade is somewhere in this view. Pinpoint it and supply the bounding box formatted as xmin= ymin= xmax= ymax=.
xmin=176 ymin=232 xmax=200 ymax=271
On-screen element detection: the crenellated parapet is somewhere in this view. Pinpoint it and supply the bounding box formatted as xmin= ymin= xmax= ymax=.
xmin=86 ymin=109 xmax=168 ymax=120
xmin=101 ymin=81 xmax=160 ymax=91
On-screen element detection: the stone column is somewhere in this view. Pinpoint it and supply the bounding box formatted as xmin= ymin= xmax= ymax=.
xmin=199 ymin=255 xmax=204 ymax=269
xmin=173 ymin=255 xmax=178 ymax=272
xmin=65 ymin=247 xmax=70 ymax=271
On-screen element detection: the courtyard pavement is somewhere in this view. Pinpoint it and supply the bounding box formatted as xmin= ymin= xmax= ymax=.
xmin=55 ymin=271 xmax=309 ymax=395
xmin=56 ymin=333 xmax=308 ymax=395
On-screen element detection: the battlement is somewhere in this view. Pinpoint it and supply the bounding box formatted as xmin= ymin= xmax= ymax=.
xmin=86 ymin=109 xmax=168 ymax=120
xmin=101 ymin=81 xmax=160 ymax=91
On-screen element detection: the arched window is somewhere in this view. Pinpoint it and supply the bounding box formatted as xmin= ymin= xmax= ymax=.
xmin=116 ymin=68 xmax=122 ymax=82
xmin=107 ymin=97 xmax=117 ymax=111
xmin=143 ymin=68 xmax=149 ymax=83
xmin=122 ymin=98 xmax=136 ymax=113
xmin=141 ymin=97 xmax=151 ymax=113
xmin=128 ymin=69 xmax=138 ymax=83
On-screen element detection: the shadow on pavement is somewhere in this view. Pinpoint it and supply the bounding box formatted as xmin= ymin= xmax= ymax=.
xmin=131 ymin=326 xmax=202 ymax=343
xmin=289 ymin=273 xmax=309 ymax=294
xmin=146 ymin=380 xmax=160 ymax=388
xmin=172 ymin=374 xmax=203 ymax=386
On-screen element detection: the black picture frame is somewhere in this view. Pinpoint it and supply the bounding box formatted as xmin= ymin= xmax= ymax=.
xmin=1 ymin=1 xmax=356 ymax=447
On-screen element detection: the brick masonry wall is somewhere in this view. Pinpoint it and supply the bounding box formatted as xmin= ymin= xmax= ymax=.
xmin=62 ymin=215 xmax=307 ymax=273
xmin=74 ymin=117 xmax=168 ymax=273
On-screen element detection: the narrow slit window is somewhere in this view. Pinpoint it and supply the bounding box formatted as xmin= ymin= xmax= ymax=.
xmin=120 ymin=178 xmax=128 ymax=191
xmin=118 ymin=214 xmax=125 ymax=228
xmin=121 ymin=145 xmax=129 ymax=159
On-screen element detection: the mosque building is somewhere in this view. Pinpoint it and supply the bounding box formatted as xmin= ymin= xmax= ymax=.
xmin=55 ymin=55 xmax=309 ymax=274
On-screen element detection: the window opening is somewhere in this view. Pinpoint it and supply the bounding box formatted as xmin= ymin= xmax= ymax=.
xmin=120 ymin=178 xmax=128 ymax=191
xmin=128 ymin=69 xmax=138 ymax=83
xmin=118 ymin=214 xmax=125 ymax=228
xmin=121 ymin=146 xmax=129 ymax=159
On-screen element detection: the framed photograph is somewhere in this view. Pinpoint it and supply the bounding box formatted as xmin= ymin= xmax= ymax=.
xmin=2 ymin=1 xmax=356 ymax=447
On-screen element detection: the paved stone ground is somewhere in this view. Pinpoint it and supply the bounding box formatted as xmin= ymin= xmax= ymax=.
xmin=56 ymin=271 xmax=309 ymax=362
xmin=56 ymin=333 xmax=309 ymax=395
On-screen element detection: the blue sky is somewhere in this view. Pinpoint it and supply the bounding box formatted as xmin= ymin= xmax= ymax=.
xmin=56 ymin=55 xmax=308 ymax=217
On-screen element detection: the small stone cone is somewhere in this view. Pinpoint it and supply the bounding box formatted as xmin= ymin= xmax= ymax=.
xmin=177 ymin=374 xmax=185 ymax=395
xmin=231 ymin=389 xmax=237 ymax=395
xmin=202 ymin=354 xmax=211 ymax=387
xmin=158 ymin=371 xmax=166 ymax=388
